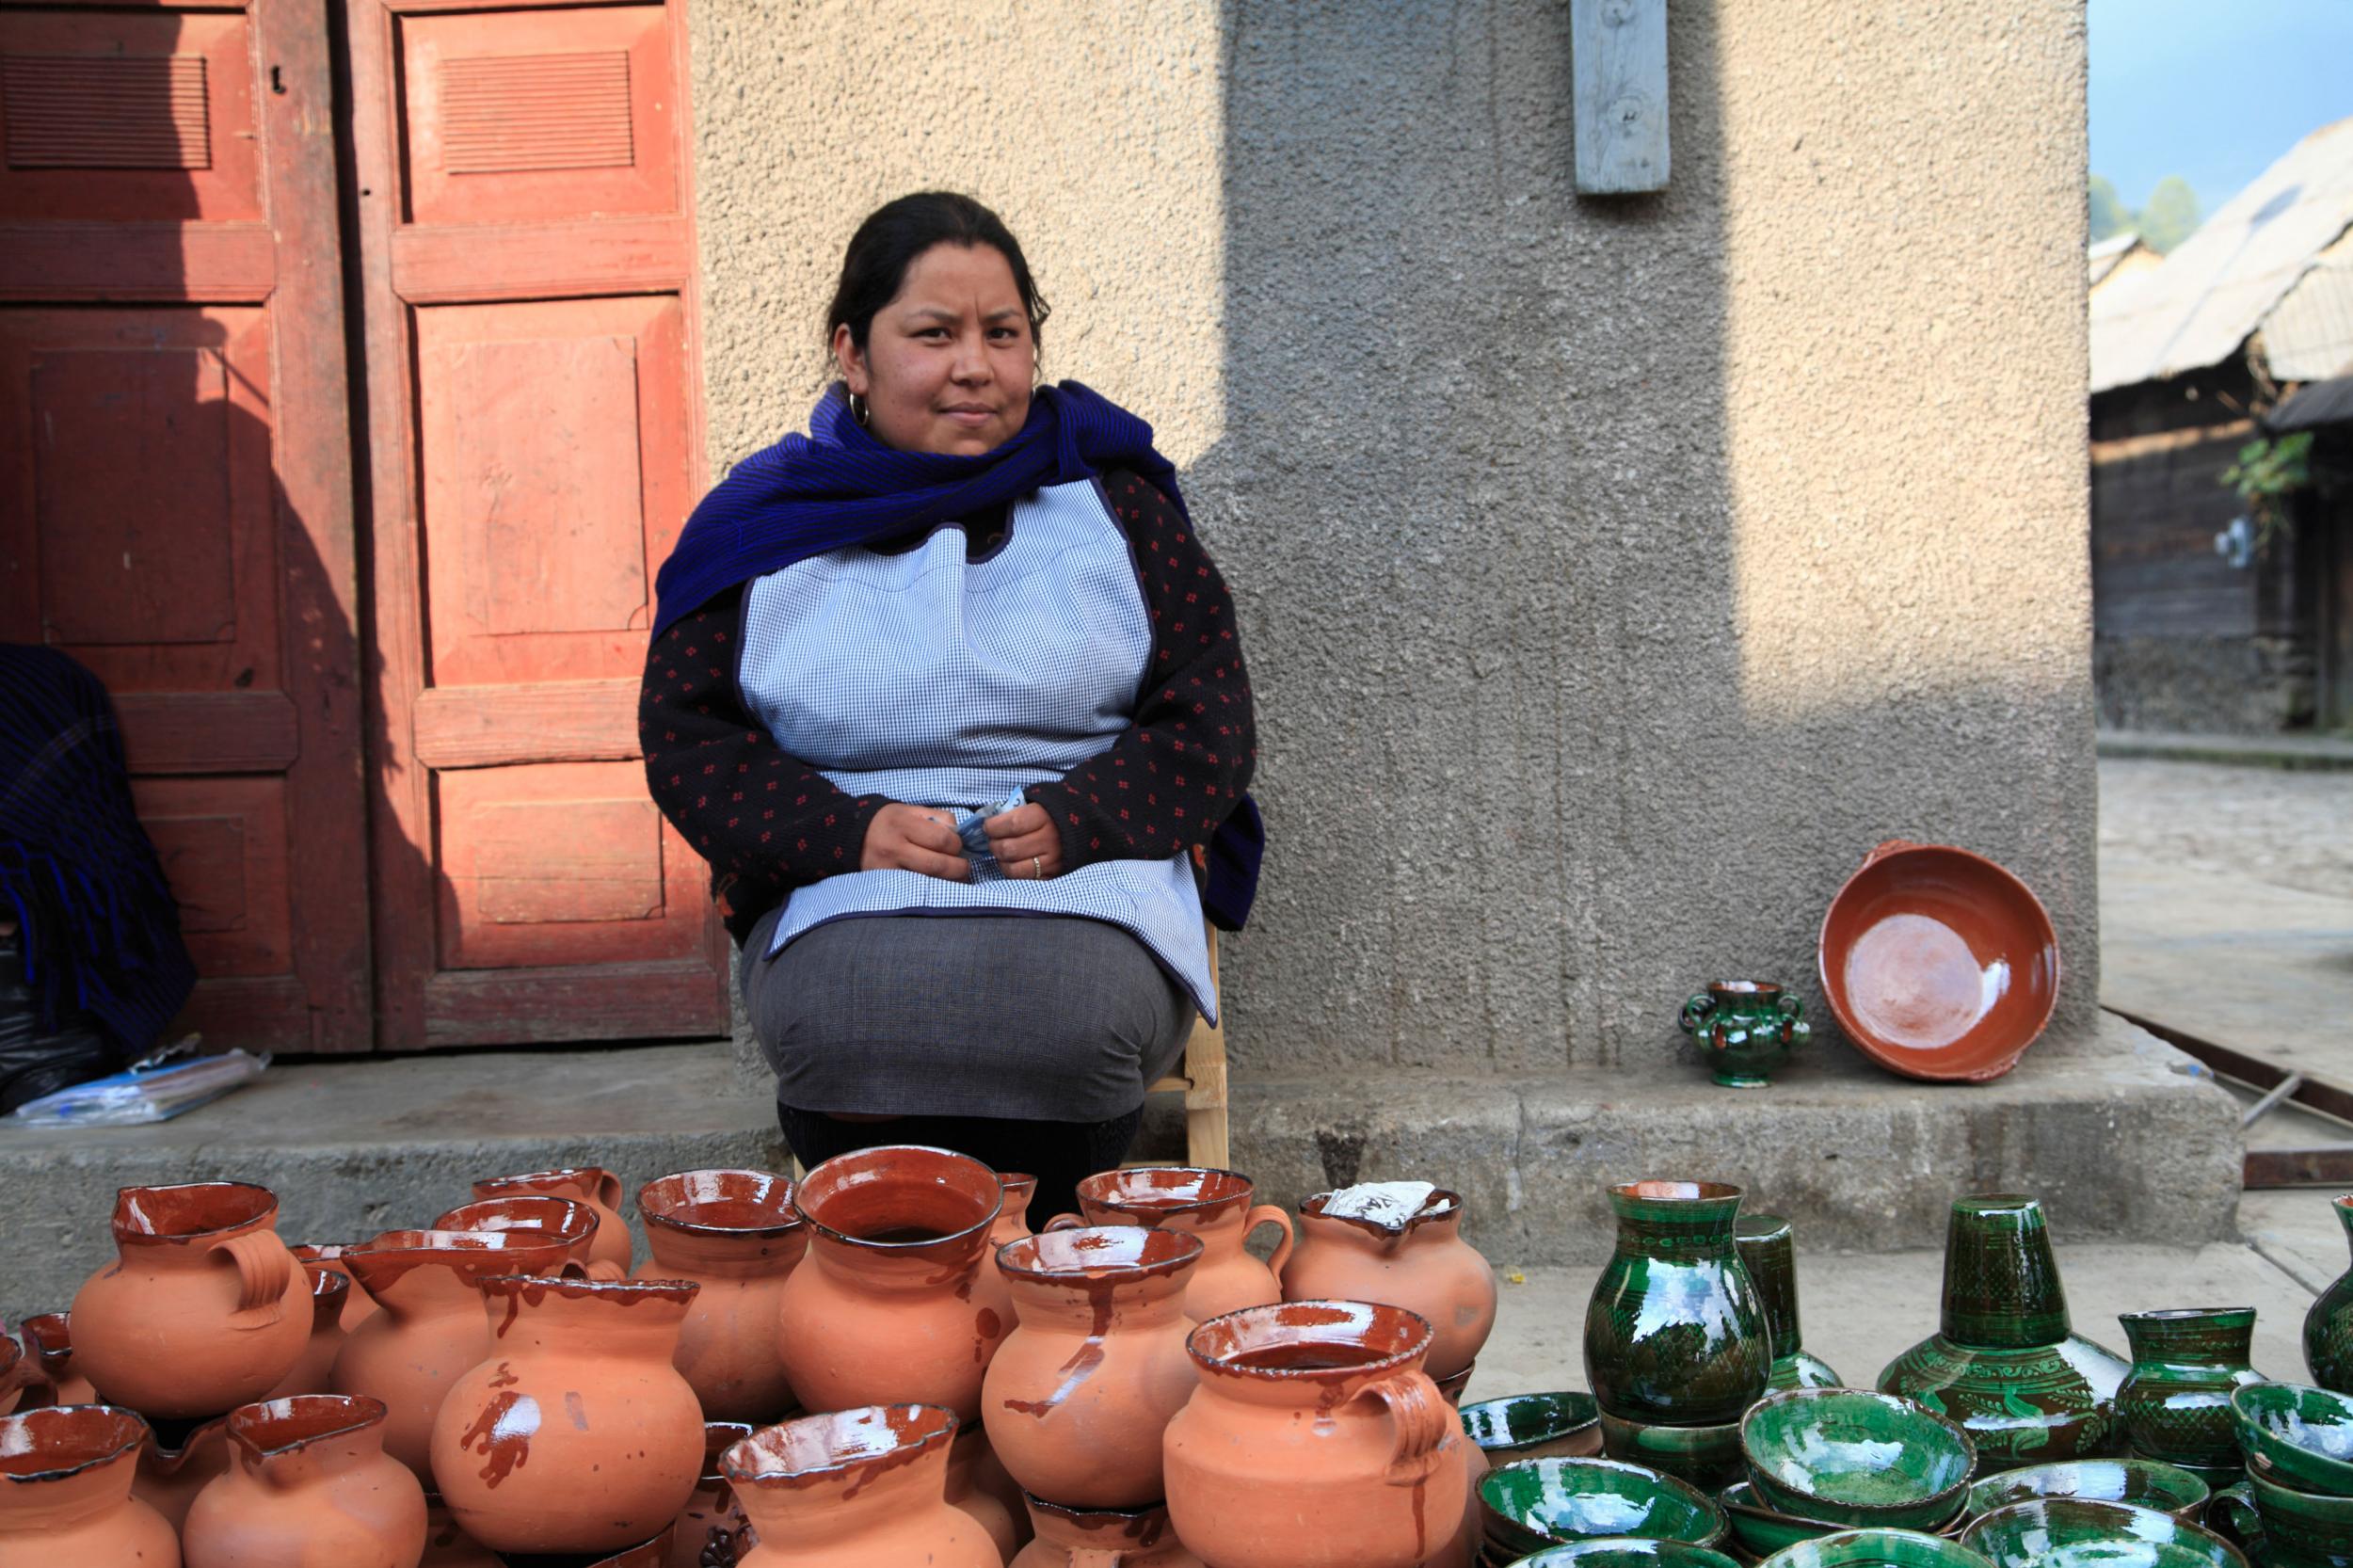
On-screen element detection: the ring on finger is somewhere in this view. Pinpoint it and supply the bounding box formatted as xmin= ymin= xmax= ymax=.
xmin=1032 ymin=856 xmax=1043 ymax=879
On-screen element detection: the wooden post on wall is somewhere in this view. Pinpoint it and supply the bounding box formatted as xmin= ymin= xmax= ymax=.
xmin=1572 ymin=0 xmax=1671 ymax=194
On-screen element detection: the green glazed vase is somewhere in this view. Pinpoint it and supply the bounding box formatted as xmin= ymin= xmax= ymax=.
xmin=2305 ymin=1198 xmax=2353 ymax=1397
xmin=1679 ymin=982 xmax=1810 ymax=1089
xmin=1584 ymin=1180 xmax=1770 ymax=1426
xmin=1736 ymin=1213 xmax=1843 ymax=1391
xmin=1878 ymin=1194 xmax=2131 ymax=1471
xmin=2117 ymin=1308 xmax=2265 ymax=1483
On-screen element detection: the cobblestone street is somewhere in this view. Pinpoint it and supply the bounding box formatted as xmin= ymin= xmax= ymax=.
xmin=2100 ymin=758 xmax=2353 ymax=902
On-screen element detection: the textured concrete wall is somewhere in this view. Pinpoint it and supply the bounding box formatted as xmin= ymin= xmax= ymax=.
xmin=690 ymin=0 xmax=2099 ymax=1078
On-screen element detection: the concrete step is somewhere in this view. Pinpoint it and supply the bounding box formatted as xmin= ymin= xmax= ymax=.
xmin=2097 ymin=728 xmax=2353 ymax=771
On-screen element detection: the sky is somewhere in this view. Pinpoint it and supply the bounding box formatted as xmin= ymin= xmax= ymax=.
xmin=2090 ymin=0 xmax=2353 ymax=215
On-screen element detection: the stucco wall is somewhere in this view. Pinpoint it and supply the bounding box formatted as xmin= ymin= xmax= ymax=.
xmin=689 ymin=0 xmax=2097 ymax=1078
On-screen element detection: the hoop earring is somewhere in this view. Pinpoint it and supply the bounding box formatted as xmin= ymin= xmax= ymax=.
xmin=847 ymin=392 xmax=871 ymax=427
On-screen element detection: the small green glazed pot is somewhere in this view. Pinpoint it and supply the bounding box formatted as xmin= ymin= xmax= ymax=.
xmin=1961 ymin=1498 xmax=2248 ymax=1568
xmin=1465 ymin=1391 xmax=1606 ymax=1464
xmin=2232 ymin=1383 xmax=2353 ymax=1497
xmin=2304 ymin=1197 xmax=2353 ymax=1398
xmin=1584 ymin=1181 xmax=1771 ymax=1427
xmin=1718 ymin=1481 xmax=1963 ymax=1559
xmin=2212 ymin=1469 xmax=2353 ymax=1568
xmin=2118 ymin=1308 xmax=2265 ymax=1482
xmin=1600 ymin=1411 xmax=1746 ymax=1492
xmin=1742 ymin=1388 xmax=1977 ymax=1531
xmin=1753 ymin=1527 xmax=1996 ymax=1568
xmin=1736 ymin=1214 xmax=1844 ymax=1393
xmin=1480 ymin=1457 xmax=1730 ymax=1560
xmin=1680 ymin=982 xmax=1810 ymax=1089
xmin=1509 ymin=1538 xmax=1746 ymax=1568
xmin=1963 ymin=1459 xmax=2212 ymax=1523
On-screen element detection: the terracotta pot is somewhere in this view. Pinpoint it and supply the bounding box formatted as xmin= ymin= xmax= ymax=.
xmin=1282 ymin=1189 xmax=1497 ymax=1382
xmin=0 ymin=1338 xmax=19 ymax=1419
xmin=420 ymin=1493 xmax=500 ymax=1568
xmin=1430 ymin=1365 xmax=1480 ymax=1568
xmin=1582 ymin=1180 xmax=1769 ymax=1425
xmin=0 ymin=1405 xmax=178 ymax=1567
xmin=72 ymin=1182 xmax=313 ymax=1419
xmin=332 ymin=1227 xmax=578 ymax=1477
xmin=1164 ymin=1299 xmax=1468 ymax=1568
xmin=429 ymin=1274 xmax=704 ymax=1556
xmin=1061 ymin=1166 xmax=1295 ymax=1324
xmin=258 ymin=1269 xmax=352 ymax=1401
xmin=1014 ymin=1495 xmax=1206 ymax=1566
xmin=776 ymin=1145 xmax=1010 ymax=1420
xmin=984 ymin=1225 xmax=1204 ymax=1508
xmin=635 ymin=1169 xmax=808 ymax=1422
xmin=293 ymin=1245 xmax=380 ymax=1329
xmin=182 ymin=1394 xmax=426 ymax=1568
xmin=947 ymin=1423 xmax=1028 ymax=1562
xmin=997 ymin=1174 xmax=1040 ymax=1244
xmin=472 ymin=1167 xmax=632 ymax=1273
xmin=133 ymin=1416 xmax=231 ymax=1533
xmin=434 ymin=1195 xmax=612 ymax=1280
xmin=666 ymin=1423 xmax=757 ymax=1568
xmin=16 ymin=1314 xmax=96 ymax=1409
xmin=725 ymin=1404 xmax=999 ymax=1568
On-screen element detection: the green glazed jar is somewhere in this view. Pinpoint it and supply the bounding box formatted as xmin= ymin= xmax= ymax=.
xmin=1878 ymin=1194 xmax=2131 ymax=1471
xmin=1584 ymin=1180 xmax=1770 ymax=1426
xmin=1737 ymin=1214 xmax=1843 ymax=1392
xmin=1679 ymin=983 xmax=1809 ymax=1089
xmin=2117 ymin=1308 xmax=2264 ymax=1483
xmin=2305 ymin=1197 xmax=2353 ymax=1396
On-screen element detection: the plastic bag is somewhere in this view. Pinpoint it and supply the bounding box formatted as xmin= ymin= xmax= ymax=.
xmin=0 ymin=931 xmax=117 ymax=1113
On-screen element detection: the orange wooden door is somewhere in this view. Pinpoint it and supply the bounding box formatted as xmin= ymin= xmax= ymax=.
xmin=0 ymin=0 xmax=371 ymax=1051
xmin=346 ymin=0 xmax=726 ymax=1048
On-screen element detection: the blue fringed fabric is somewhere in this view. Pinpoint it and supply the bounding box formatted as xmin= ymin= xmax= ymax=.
xmin=0 ymin=645 xmax=197 ymax=1055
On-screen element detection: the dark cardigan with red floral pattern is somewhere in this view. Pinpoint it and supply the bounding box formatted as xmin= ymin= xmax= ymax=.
xmin=639 ymin=470 xmax=1258 ymax=947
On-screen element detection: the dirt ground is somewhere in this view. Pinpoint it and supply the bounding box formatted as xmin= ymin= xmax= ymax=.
xmin=2100 ymin=757 xmax=2353 ymax=902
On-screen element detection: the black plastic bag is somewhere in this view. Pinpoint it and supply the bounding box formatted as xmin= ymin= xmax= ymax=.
xmin=0 ymin=932 xmax=118 ymax=1113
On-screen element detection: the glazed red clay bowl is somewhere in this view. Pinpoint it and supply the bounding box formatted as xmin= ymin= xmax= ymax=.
xmin=1818 ymin=840 xmax=2059 ymax=1082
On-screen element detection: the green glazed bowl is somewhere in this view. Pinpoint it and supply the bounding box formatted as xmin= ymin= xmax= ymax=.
xmin=1509 ymin=1538 xmax=1745 ymax=1568
xmin=1961 ymin=1498 xmax=2248 ymax=1568
xmin=1466 ymin=1391 xmax=1607 ymax=1463
xmin=1481 ymin=1457 xmax=1730 ymax=1560
xmin=1721 ymin=1481 xmax=1867 ymax=1557
xmin=2233 ymin=1384 xmax=2353 ymax=1497
xmin=1964 ymin=1460 xmax=2212 ymax=1522
xmin=1755 ymin=1527 xmax=1995 ymax=1568
xmin=1743 ymin=1388 xmax=1977 ymax=1530
xmin=2212 ymin=1470 xmax=2353 ymax=1568
xmin=1602 ymin=1411 xmax=1747 ymax=1491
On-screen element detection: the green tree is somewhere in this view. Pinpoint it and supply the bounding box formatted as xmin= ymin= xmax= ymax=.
xmin=2089 ymin=174 xmax=2131 ymax=242
xmin=2137 ymin=176 xmax=2202 ymax=253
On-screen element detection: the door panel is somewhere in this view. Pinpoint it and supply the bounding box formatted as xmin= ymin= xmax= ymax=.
xmin=0 ymin=1 xmax=367 ymax=1052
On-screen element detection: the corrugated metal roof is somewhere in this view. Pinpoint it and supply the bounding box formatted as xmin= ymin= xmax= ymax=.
xmin=2266 ymin=373 xmax=2353 ymax=432
xmin=2263 ymin=228 xmax=2353 ymax=381
xmin=2088 ymin=234 xmax=2154 ymax=292
xmin=2090 ymin=115 xmax=2353 ymax=392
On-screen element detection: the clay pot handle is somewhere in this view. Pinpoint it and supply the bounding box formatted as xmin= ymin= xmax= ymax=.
xmin=1246 ymin=1205 xmax=1295 ymax=1278
xmin=555 ymin=1260 xmax=594 ymax=1282
xmin=1865 ymin=839 xmax=1924 ymax=864
xmin=221 ymin=1232 xmax=294 ymax=1324
xmin=1358 ymin=1371 xmax=1450 ymax=1484
xmin=1678 ymin=993 xmax=1716 ymax=1036
xmin=584 ymin=1259 xmax=629 ymax=1283
xmin=2207 ymin=1485 xmax=2263 ymax=1555
xmin=1043 ymin=1213 xmax=1086 ymax=1232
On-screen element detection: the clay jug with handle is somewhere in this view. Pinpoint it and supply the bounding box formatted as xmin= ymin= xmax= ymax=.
xmin=16 ymin=1314 xmax=96 ymax=1409
xmin=727 ymin=1405 xmax=1000 ymax=1568
xmin=1059 ymin=1167 xmax=1294 ymax=1324
xmin=72 ymin=1181 xmax=312 ymax=1419
xmin=1281 ymin=1188 xmax=1497 ymax=1382
xmin=0 ymin=1405 xmax=179 ymax=1567
xmin=471 ymin=1166 xmax=632 ymax=1272
xmin=259 ymin=1269 xmax=352 ymax=1401
xmin=635 ymin=1168 xmax=808 ymax=1422
xmin=1014 ymin=1496 xmax=1205 ymax=1567
xmin=1163 ymin=1299 xmax=1466 ymax=1568
xmin=182 ymin=1394 xmax=425 ymax=1568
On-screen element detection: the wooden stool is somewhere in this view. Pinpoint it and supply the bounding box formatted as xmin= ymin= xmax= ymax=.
xmin=1145 ymin=923 xmax=1230 ymax=1169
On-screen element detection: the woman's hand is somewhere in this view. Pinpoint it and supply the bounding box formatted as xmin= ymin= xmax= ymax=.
xmin=983 ymin=803 xmax=1064 ymax=879
xmin=862 ymin=803 xmax=972 ymax=881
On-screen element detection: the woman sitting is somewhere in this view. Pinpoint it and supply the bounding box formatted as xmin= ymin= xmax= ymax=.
xmin=642 ymin=192 xmax=1258 ymax=1220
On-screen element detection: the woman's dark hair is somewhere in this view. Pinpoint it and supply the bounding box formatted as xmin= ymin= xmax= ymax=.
xmin=825 ymin=191 xmax=1050 ymax=364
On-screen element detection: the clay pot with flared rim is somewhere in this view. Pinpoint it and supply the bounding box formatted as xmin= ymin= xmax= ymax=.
xmin=182 ymin=1394 xmax=426 ymax=1568
xmin=428 ymin=1274 xmax=705 ymax=1556
xmin=0 ymin=1405 xmax=178 ymax=1567
xmin=983 ymin=1224 xmax=1205 ymax=1509
xmin=996 ymin=1174 xmax=1040 ymax=1244
xmin=420 ymin=1493 xmax=500 ymax=1568
xmin=725 ymin=1404 xmax=1000 ymax=1568
xmin=1163 ymin=1298 xmax=1469 ymax=1568
xmin=946 ymin=1423 xmax=1028 ymax=1561
xmin=1059 ymin=1166 xmax=1295 ymax=1324
xmin=634 ymin=1169 xmax=808 ymax=1422
xmin=133 ymin=1416 xmax=231 ymax=1532
xmin=332 ymin=1227 xmax=579 ymax=1477
xmin=17 ymin=1314 xmax=95 ymax=1409
xmin=1583 ymin=1179 xmax=1770 ymax=1426
xmin=0 ymin=1338 xmax=20 ymax=1418
xmin=471 ymin=1167 xmax=632 ymax=1272
xmin=72 ymin=1181 xmax=313 ymax=1419
xmin=259 ymin=1269 xmax=352 ymax=1401
xmin=1014 ymin=1494 xmax=1206 ymax=1567
xmin=434 ymin=1195 xmax=613 ymax=1280
xmin=776 ymin=1144 xmax=1010 ymax=1420
xmin=294 ymin=1245 xmax=380 ymax=1329
xmin=665 ymin=1423 xmax=757 ymax=1568
xmin=1281 ymin=1189 xmax=1498 ymax=1383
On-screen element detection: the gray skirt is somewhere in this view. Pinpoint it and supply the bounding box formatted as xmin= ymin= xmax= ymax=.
xmin=742 ymin=907 xmax=1198 ymax=1121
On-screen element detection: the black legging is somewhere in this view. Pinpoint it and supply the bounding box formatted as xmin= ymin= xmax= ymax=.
xmin=776 ymin=1101 xmax=1144 ymax=1229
